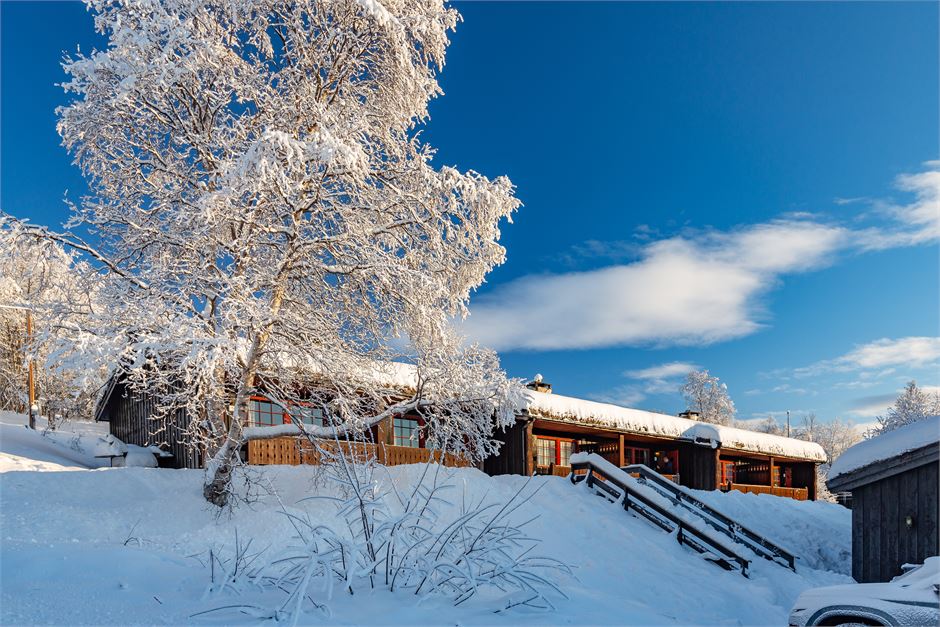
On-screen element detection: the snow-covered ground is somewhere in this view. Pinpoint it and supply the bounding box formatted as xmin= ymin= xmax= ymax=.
xmin=0 ymin=413 xmax=854 ymax=626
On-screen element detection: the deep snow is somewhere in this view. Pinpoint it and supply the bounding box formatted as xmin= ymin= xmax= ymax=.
xmin=0 ymin=413 xmax=854 ymax=626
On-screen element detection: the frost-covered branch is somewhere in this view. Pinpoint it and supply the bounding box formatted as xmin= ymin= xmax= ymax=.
xmin=52 ymin=0 xmax=522 ymax=506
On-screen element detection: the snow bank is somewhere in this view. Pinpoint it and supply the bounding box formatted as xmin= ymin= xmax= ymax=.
xmin=1 ymin=416 xmax=852 ymax=626
xmin=693 ymin=489 xmax=852 ymax=574
xmin=829 ymin=415 xmax=940 ymax=480
xmin=0 ymin=411 xmax=109 ymax=472
xmin=523 ymin=390 xmax=827 ymax=462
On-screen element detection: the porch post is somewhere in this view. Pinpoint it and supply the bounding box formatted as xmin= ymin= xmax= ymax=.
xmin=808 ymin=463 xmax=817 ymax=501
xmin=714 ymin=449 xmax=721 ymax=491
xmin=618 ymin=434 xmax=625 ymax=467
xmin=525 ymin=420 xmax=535 ymax=477
xmin=769 ymin=456 xmax=776 ymax=487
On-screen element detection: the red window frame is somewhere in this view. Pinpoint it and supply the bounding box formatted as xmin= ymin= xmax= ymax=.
xmin=624 ymin=446 xmax=650 ymax=467
xmin=536 ymin=436 xmax=577 ymax=466
xmin=248 ymin=395 xmax=327 ymax=427
xmin=393 ymin=415 xmax=424 ymax=448
xmin=248 ymin=396 xmax=288 ymax=427
xmin=720 ymin=460 xmax=736 ymax=484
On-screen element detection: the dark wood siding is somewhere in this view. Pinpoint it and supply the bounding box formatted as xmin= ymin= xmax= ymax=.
xmin=791 ymin=462 xmax=817 ymax=501
xmin=103 ymin=383 xmax=201 ymax=469
xmin=483 ymin=419 xmax=529 ymax=476
xmin=850 ymin=460 xmax=939 ymax=582
xmin=678 ymin=443 xmax=718 ymax=491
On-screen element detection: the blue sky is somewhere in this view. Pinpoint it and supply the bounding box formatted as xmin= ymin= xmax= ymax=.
xmin=2 ymin=1 xmax=938 ymax=427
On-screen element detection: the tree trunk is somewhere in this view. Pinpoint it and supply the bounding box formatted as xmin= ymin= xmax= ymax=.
xmin=203 ymin=438 xmax=240 ymax=507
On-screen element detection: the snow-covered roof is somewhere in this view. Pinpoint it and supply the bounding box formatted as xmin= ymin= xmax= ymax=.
xmin=829 ymin=415 xmax=939 ymax=481
xmin=521 ymin=390 xmax=827 ymax=462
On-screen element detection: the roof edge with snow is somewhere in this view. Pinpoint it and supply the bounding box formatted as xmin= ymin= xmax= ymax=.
xmin=827 ymin=415 xmax=940 ymax=492
xmin=521 ymin=390 xmax=827 ymax=462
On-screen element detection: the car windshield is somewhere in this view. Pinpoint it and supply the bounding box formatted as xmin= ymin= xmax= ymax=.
xmin=892 ymin=557 xmax=940 ymax=586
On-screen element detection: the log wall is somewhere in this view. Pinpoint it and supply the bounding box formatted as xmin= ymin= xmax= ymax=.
xmin=851 ymin=460 xmax=939 ymax=582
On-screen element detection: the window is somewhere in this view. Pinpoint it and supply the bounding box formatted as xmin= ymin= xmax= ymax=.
xmin=394 ymin=416 xmax=420 ymax=448
xmin=720 ymin=460 xmax=736 ymax=485
xmin=537 ymin=438 xmax=556 ymax=467
xmin=536 ymin=437 xmax=576 ymax=467
xmin=249 ymin=398 xmax=286 ymax=427
xmin=625 ymin=447 xmax=650 ymax=467
xmin=291 ymin=405 xmax=326 ymax=427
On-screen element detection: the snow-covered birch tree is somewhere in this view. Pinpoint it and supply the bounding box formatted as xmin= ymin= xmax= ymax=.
xmin=876 ymin=380 xmax=940 ymax=434
xmin=680 ymin=370 xmax=736 ymax=425
xmin=54 ymin=0 xmax=522 ymax=506
xmin=0 ymin=217 xmax=103 ymax=421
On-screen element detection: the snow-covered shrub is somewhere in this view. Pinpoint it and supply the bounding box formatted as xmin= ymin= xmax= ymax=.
xmin=200 ymin=448 xmax=570 ymax=623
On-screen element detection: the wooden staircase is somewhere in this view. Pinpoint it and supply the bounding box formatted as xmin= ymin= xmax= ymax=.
xmin=569 ymin=453 xmax=798 ymax=577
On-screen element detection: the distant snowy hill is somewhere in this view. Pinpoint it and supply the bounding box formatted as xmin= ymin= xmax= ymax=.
xmin=0 ymin=413 xmax=853 ymax=626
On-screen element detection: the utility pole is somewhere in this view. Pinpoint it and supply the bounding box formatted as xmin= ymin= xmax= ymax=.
xmin=26 ymin=310 xmax=36 ymax=430
xmin=786 ymin=410 xmax=790 ymax=438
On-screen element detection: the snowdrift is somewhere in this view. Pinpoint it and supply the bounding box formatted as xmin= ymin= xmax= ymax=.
xmin=0 ymin=414 xmax=853 ymax=626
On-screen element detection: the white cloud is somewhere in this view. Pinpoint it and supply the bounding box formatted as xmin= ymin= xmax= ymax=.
xmin=845 ymin=384 xmax=940 ymax=419
xmin=592 ymin=385 xmax=651 ymax=408
xmin=462 ymin=162 xmax=937 ymax=352
xmin=623 ymin=361 xmax=697 ymax=380
xmin=855 ymin=161 xmax=940 ymax=250
xmin=463 ymin=220 xmax=845 ymax=351
xmin=590 ymin=361 xmax=698 ymax=408
xmin=846 ymin=393 xmax=896 ymax=418
xmin=794 ymin=337 xmax=940 ymax=378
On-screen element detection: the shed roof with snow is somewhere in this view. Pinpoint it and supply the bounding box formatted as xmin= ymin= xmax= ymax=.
xmin=827 ymin=415 xmax=940 ymax=492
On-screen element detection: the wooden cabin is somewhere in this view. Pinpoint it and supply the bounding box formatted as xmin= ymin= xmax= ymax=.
xmin=95 ymin=375 xmax=470 ymax=470
xmin=484 ymin=382 xmax=825 ymax=501
xmin=95 ymin=369 xmax=824 ymax=502
xmin=827 ymin=416 xmax=939 ymax=583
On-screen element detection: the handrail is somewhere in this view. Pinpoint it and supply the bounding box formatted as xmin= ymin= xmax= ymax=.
xmin=623 ymin=464 xmax=797 ymax=570
xmin=570 ymin=456 xmax=752 ymax=576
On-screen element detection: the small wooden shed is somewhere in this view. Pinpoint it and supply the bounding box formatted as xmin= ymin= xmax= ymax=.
xmin=827 ymin=415 xmax=939 ymax=583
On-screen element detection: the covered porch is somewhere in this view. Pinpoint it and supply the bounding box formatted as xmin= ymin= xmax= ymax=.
xmin=243 ymin=398 xmax=471 ymax=469
xmin=527 ymin=418 xmax=684 ymax=483
xmin=717 ymin=452 xmax=816 ymax=501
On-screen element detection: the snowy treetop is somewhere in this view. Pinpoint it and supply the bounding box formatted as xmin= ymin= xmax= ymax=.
xmin=522 ymin=390 xmax=827 ymax=462
xmin=829 ymin=414 xmax=939 ymax=480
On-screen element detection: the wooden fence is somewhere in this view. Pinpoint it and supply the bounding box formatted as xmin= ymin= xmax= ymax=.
xmin=247 ymin=437 xmax=472 ymax=468
xmin=727 ymin=482 xmax=808 ymax=501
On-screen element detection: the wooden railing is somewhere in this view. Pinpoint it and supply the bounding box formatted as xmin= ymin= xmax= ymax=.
xmin=627 ymin=470 xmax=679 ymax=484
xmin=247 ymin=437 xmax=471 ymax=468
xmin=726 ymin=482 xmax=808 ymax=501
xmin=624 ymin=464 xmax=796 ymax=570
xmin=535 ymin=464 xmax=573 ymax=477
xmin=571 ymin=455 xmax=752 ymax=576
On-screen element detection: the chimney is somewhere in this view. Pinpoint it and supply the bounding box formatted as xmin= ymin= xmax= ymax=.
xmin=525 ymin=373 xmax=552 ymax=394
xmin=678 ymin=410 xmax=701 ymax=421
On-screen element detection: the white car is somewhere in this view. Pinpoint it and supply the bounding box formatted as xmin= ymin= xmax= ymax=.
xmin=789 ymin=557 xmax=939 ymax=626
